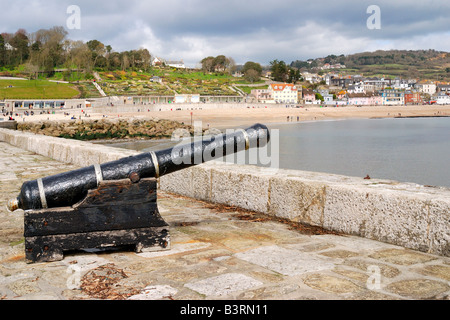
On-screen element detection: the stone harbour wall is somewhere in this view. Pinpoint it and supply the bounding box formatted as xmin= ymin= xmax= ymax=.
xmin=0 ymin=128 xmax=140 ymax=167
xmin=0 ymin=121 xmax=17 ymax=130
xmin=0 ymin=127 xmax=449 ymax=257
xmin=160 ymin=162 xmax=450 ymax=257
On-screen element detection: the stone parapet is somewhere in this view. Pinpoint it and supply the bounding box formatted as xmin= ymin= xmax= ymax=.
xmin=159 ymin=162 xmax=450 ymax=257
xmin=0 ymin=128 xmax=140 ymax=166
xmin=0 ymin=121 xmax=17 ymax=130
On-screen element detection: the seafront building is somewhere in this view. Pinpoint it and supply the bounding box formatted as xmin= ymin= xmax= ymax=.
xmin=268 ymin=83 xmax=300 ymax=104
xmin=435 ymin=92 xmax=450 ymax=105
xmin=381 ymin=89 xmax=405 ymax=106
xmin=347 ymin=93 xmax=382 ymax=106
xmin=405 ymin=90 xmax=423 ymax=105
xmin=2 ymin=99 xmax=92 ymax=111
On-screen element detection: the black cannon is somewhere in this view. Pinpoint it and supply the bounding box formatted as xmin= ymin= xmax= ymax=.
xmin=8 ymin=124 xmax=270 ymax=263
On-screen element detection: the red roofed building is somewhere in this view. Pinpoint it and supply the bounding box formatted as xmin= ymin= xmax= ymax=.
xmin=404 ymin=91 xmax=422 ymax=105
xmin=269 ymin=83 xmax=300 ymax=104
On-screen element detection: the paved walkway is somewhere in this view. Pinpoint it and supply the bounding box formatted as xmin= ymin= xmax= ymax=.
xmin=0 ymin=142 xmax=449 ymax=300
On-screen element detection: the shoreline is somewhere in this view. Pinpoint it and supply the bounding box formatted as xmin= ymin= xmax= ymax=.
xmin=95 ymin=104 xmax=450 ymax=130
xmin=7 ymin=104 xmax=450 ymax=130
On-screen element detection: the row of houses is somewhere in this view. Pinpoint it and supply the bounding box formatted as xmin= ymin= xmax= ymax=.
xmin=309 ymin=73 xmax=450 ymax=97
xmin=251 ymin=84 xmax=450 ymax=106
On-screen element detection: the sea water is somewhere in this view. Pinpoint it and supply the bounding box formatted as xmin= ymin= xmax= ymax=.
xmin=101 ymin=117 xmax=450 ymax=188
xmin=269 ymin=117 xmax=450 ymax=188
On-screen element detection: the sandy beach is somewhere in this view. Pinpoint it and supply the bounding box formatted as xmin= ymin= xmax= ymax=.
xmin=12 ymin=104 xmax=450 ymax=129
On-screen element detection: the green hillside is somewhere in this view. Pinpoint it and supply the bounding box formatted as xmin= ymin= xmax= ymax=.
xmin=97 ymin=69 xmax=240 ymax=96
xmin=292 ymin=50 xmax=450 ymax=80
xmin=0 ymin=80 xmax=80 ymax=99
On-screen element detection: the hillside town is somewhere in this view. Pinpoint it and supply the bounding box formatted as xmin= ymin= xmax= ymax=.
xmin=250 ymin=74 xmax=450 ymax=106
xmin=1 ymin=26 xmax=450 ymax=112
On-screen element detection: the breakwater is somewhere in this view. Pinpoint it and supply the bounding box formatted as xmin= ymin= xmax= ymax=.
xmin=0 ymin=127 xmax=448 ymax=257
xmin=16 ymin=118 xmax=193 ymax=141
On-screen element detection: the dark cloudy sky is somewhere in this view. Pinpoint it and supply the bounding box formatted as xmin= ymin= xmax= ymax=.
xmin=1 ymin=0 xmax=449 ymax=67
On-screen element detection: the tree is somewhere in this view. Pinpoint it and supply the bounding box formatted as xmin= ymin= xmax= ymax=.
xmin=242 ymin=61 xmax=262 ymax=76
xmin=0 ymin=34 xmax=5 ymax=67
xmin=270 ymin=60 xmax=288 ymax=82
xmin=1 ymin=33 xmax=13 ymax=66
xmin=200 ymin=55 xmax=234 ymax=74
xmin=226 ymin=56 xmax=236 ymax=74
xmin=244 ymin=69 xmax=260 ymax=83
xmin=68 ymin=40 xmax=92 ymax=77
xmin=24 ymin=62 xmax=39 ymax=80
xmin=10 ymin=29 xmax=29 ymax=65
xmin=31 ymin=26 xmax=68 ymax=74
xmin=137 ymin=48 xmax=151 ymax=72
xmin=105 ymin=45 xmax=113 ymax=70
xmin=213 ymin=55 xmax=227 ymax=71
xmin=288 ymin=68 xmax=301 ymax=83
xmin=108 ymin=52 xmax=121 ymax=70
xmin=121 ymin=52 xmax=130 ymax=71
xmin=87 ymin=40 xmax=106 ymax=69
xmin=201 ymin=56 xmax=215 ymax=73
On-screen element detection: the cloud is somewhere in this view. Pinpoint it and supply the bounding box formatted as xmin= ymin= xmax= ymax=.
xmin=0 ymin=0 xmax=449 ymax=67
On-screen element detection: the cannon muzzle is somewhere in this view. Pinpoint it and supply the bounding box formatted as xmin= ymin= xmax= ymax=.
xmin=8 ymin=123 xmax=270 ymax=212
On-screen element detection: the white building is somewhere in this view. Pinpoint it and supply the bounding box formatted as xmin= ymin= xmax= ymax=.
xmin=423 ymin=83 xmax=437 ymax=95
xmin=175 ymin=94 xmax=200 ymax=104
xmin=416 ymin=82 xmax=437 ymax=95
xmin=301 ymin=72 xmax=320 ymax=84
xmin=347 ymin=81 xmax=365 ymax=94
xmin=4 ymin=43 xmax=16 ymax=51
xmin=435 ymin=92 xmax=450 ymax=105
xmin=167 ymin=60 xmax=186 ymax=69
xmin=151 ymin=57 xmax=164 ymax=66
xmin=363 ymin=78 xmax=389 ymax=92
xmin=324 ymin=73 xmax=339 ymax=86
xmin=269 ymin=84 xmax=299 ymax=104
xmin=392 ymin=78 xmax=410 ymax=90
xmin=323 ymin=94 xmax=334 ymax=104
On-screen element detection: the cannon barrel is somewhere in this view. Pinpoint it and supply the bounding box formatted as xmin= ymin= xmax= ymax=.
xmin=7 ymin=123 xmax=270 ymax=212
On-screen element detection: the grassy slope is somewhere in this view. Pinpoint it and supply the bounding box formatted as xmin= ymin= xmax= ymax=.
xmin=0 ymin=80 xmax=80 ymax=99
xmin=344 ymin=51 xmax=450 ymax=80
xmin=98 ymin=69 xmax=242 ymax=96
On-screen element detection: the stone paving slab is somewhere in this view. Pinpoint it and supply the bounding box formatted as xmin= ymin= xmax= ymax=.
xmin=0 ymin=142 xmax=449 ymax=301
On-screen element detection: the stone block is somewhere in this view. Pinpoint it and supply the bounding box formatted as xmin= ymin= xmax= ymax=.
xmin=323 ymin=184 xmax=435 ymax=253
xmin=235 ymin=245 xmax=335 ymax=276
xmin=160 ymin=167 xmax=195 ymax=198
xmin=427 ymin=198 xmax=450 ymax=256
xmin=323 ymin=184 xmax=369 ymax=235
xmin=185 ymin=273 xmax=263 ymax=297
xmin=210 ymin=165 xmax=270 ymax=214
xmin=268 ymin=175 xmax=326 ymax=226
xmin=191 ymin=165 xmax=212 ymax=201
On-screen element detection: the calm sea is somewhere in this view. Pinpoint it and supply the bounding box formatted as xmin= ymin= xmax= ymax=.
xmin=101 ymin=117 xmax=450 ymax=188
